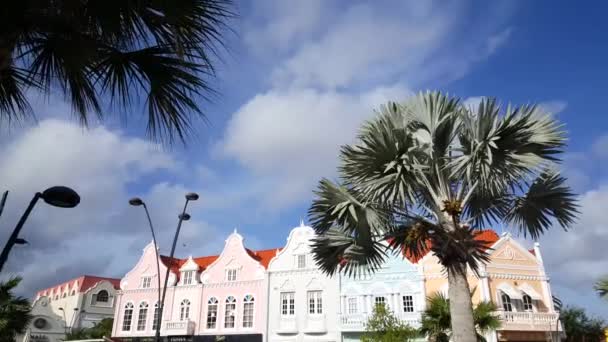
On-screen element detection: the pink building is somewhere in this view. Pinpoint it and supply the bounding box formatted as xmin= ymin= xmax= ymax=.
xmin=112 ymin=231 xmax=276 ymax=342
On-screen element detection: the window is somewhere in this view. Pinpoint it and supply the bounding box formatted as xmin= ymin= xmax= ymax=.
xmin=280 ymin=292 xmax=295 ymax=316
xmin=225 ymin=296 xmax=236 ymax=328
xmin=62 ymin=293 xmax=67 ymax=298
xmin=243 ymin=295 xmax=254 ymax=328
xmin=307 ymin=291 xmax=323 ymax=314
xmin=137 ymin=302 xmax=148 ymax=331
xmin=226 ymin=269 xmax=238 ymax=282
xmin=523 ymin=294 xmax=533 ymax=311
xmin=402 ymin=295 xmax=414 ymax=313
xmin=96 ymin=290 xmax=109 ymax=303
xmin=348 ymin=297 xmax=357 ymax=314
xmin=206 ymin=298 xmax=218 ymax=329
xmin=297 ymin=254 xmax=306 ymax=269
xmin=152 ymin=303 xmax=160 ymax=331
xmin=374 ymin=296 xmax=386 ymax=309
xmin=501 ymin=293 xmax=513 ymax=312
xmin=122 ymin=303 xmax=134 ymax=331
xmin=141 ymin=276 xmax=152 ymax=289
xmin=183 ymin=271 xmax=194 ymax=285
xmin=180 ymin=299 xmax=191 ymax=321
xmin=71 ymin=290 xmax=76 ymax=296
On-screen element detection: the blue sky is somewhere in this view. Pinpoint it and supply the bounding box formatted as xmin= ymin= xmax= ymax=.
xmin=0 ymin=0 xmax=607 ymax=319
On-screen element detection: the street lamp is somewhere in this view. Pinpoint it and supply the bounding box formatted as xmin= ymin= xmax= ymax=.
xmin=129 ymin=197 xmax=162 ymax=340
xmin=58 ymin=307 xmax=68 ymax=334
xmin=129 ymin=192 xmax=198 ymax=342
xmin=0 ymin=186 xmax=80 ymax=273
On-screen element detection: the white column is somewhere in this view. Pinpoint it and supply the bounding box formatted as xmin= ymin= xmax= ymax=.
xmin=340 ymin=295 xmax=345 ymax=315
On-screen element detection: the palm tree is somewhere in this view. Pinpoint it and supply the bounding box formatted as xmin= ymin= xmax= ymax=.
xmin=308 ymin=91 xmax=578 ymax=341
xmin=560 ymin=306 xmax=606 ymax=342
xmin=0 ymin=277 xmax=32 ymax=342
xmin=594 ymin=276 xmax=608 ymax=299
xmin=420 ymin=293 xmax=501 ymax=342
xmin=0 ymin=0 xmax=233 ymax=143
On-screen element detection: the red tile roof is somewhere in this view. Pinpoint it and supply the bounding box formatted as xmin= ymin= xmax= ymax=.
xmin=404 ymin=229 xmax=500 ymax=263
xmin=160 ymin=248 xmax=281 ymax=276
xmin=36 ymin=275 xmax=120 ymax=297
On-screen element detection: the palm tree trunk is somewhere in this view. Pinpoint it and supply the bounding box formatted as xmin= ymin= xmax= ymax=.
xmin=448 ymin=265 xmax=478 ymax=342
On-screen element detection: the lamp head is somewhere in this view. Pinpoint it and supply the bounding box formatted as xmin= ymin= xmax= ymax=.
xmin=41 ymin=186 xmax=80 ymax=208
xmin=129 ymin=197 xmax=144 ymax=206
xmin=185 ymin=193 xmax=199 ymax=201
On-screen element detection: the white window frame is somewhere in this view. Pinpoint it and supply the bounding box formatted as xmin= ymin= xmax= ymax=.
xmin=402 ymin=295 xmax=414 ymax=313
xmin=307 ymin=291 xmax=323 ymax=315
xmin=152 ymin=302 xmax=159 ymax=331
xmin=141 ymin=276 xmax=152 ymax=289
xmin=374 ymin=296 xmax=386 ymax=309
xmin=242 ymin=295 xmax=255 ymax=328
xmin=122 ymin=302 xmax=134 ymax=331
xmin=225 ymin=296 xmax=237 ymax=328
xmin=522 ymin=294 xmax=534 ymax=312
xmin=182 ymin=271 xmax=194 ymax=285
xmin=347 ymin=297 xmax=357 ymax=314
xmin=206 ymin=297 xmax=219 ymax=329
xmin=180 ymin=299 xmax=191 ymax=321
xmin=226 ymin=269 xmax=238 ymax=282
xmin=501 ymin=293 xmax=513 ymax=312
xmin=297 ymin=254 xmax=306 ymax=269
xmin=280 ymin=292 xmax=295 ymax=316
xmin=137 ymin=302 xmax=148 ymax=331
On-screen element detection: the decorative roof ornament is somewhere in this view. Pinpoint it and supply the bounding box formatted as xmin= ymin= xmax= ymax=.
xmin=300 ymin=218 xmax=305 ymax=227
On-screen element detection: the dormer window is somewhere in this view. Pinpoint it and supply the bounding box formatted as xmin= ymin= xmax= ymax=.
xmin=226 ymin=269 xmax=238 ymax=282
xmin=183 ymin=271 xmax=194 ymax=285
xmin=141 ymin=276 xmax=152 ymax=289
xmin=297 ymin=254 xmax=306 ymax=269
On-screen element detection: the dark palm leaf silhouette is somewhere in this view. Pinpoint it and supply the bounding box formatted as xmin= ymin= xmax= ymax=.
xmin=0 ymin=0 xmax=233 ymax=143
xmin=0 ymin=277 xmax=32 ymax=342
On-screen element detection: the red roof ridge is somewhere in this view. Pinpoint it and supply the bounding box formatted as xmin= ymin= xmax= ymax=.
xmin=36 ymin=274 xmax=121 ymax=296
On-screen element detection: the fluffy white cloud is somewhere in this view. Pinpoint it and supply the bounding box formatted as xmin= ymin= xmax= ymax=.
xmin=219 ymin=84 xmax=410 ymax=209
xmin=0 ymin=119 xmax=221 ymax=295
xmin=539 ymin=100 xmax=568 ymax=116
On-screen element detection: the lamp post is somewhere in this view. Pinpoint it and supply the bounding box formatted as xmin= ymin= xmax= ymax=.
xmin=58 ymin=307 xmax=68 ymax=335
xmin=129 ymin=192 xmax=198 ymax=342
xmin=0 ymin=186 xmax=80 ymax=273
xmin=129 ymin=197 xmax=162 ymax=341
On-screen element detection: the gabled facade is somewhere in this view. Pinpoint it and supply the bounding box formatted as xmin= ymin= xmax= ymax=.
xmin=266 ymin=223 xmax=340 ymax=342
xmin=20 ymin=275 xmax=120 ymax=342
xmin=339 ymin=246 xmax=425 ymax=342
xmin=421 ymin=231 xmax=560 ymax=342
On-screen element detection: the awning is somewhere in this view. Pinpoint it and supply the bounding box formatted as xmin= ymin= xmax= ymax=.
xmin=519 ymin=284 xmax=543 ymax=300
xmin=497 ymin=283 xmax=523 ymax=300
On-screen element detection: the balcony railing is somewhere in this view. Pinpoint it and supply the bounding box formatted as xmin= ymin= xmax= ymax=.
xmin=276 ymin=316 xmax=298 ymax=334
xmin=340 ymin=313 xmax=421 ymax=331
xmin=495 ymin=311 xmax=560 ymax=331
xmin=164 ymin=320 xmax=195 ymax=335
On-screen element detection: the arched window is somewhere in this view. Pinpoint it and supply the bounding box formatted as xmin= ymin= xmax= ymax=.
xmin=152 ymin=302 xmax=160 ymax=331
xmin=137 ymin=302 xmax=148 ymax=331
xmin=180 ymin=299 xmax=191 ymax=321
xmin=122 ymin=303 xmax=134 ymax=331
xmin=522 ymin=294 xmax=533 ymax=311
xmin=206 ymin=297 xmax=219 ymax=329
xmin=501 ymin=293 xmax=513 ymax=312
xmin=96 ymin=290 xmax=109 ymax=302
xmin=242 ymin=295 xmax=254 ymax=328
xmin=62 ymin=293 xmax=67 ymax=298
xmin=224 ymin=296 xmax=236 ymax=328
xmin=55 ymin=295 xmax=59 ymax=300
xmin=71 ymin=290 xmax=76 ymax=296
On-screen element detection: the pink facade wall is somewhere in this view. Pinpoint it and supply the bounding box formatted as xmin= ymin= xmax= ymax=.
xmin=197 ymin=232 xmax=267 ymax=336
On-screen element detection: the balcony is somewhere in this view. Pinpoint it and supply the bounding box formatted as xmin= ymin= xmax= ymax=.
xmin=495 ymin=311 xmax=560 ymax=331
xmin=276 ymin=316 xmax=298 ymax=334
xmin=163 ymin=320 xmax=195 ymax=335
xmin=340 ymin=313 xmax=420 ymax=331
xmin=304 ymin=314 xmax=327 ymax=333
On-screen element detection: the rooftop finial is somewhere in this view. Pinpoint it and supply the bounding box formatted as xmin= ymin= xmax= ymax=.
xmin=234 ymin=227 xmax=237 ymax=234
xmin=300 ymin=218 xmax=305 ymax=227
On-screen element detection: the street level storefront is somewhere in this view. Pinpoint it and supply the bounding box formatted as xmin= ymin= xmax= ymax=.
xmin=111 ymin=334 xmax=263 ymax=342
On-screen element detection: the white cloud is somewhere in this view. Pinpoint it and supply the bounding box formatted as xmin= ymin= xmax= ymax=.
xmin=592 ymin=134 xmax=608 ymax=159
xmin=219 ymin=84 xmax=411 ymax=209
xmin=0 ymin=119 xmax=220 ymax=295
xmin=537 ymin=185 xmax=608 ymax=317
xmin=270 ymin=2 xmax=457 ymax=89
xmin=539 ymin=100 xmax=568 ymax=116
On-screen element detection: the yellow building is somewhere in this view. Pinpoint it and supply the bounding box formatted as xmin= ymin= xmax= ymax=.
xmin=417 ymin=230 xmax=561 ymax=342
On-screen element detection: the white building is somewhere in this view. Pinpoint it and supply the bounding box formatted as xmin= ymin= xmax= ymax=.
xmin=20 ymin=275 xmax=120 ymax=342
xmin=266 ymin=223 xmax=341 ymax=342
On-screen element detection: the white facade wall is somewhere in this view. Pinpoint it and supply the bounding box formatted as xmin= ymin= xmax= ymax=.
xmin=267 ymin=224 xmax=340 ymax=342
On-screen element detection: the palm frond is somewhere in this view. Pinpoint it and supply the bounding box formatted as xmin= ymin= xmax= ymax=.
xmin=384 ymin=216 xmax=437 ymax=262
xmin=594 ymin=276 xmax=608 ymax=299
xmin=505 ymin=171 xmax=578 ymax=239
xmin=0 ymin=65 xmax=34 ymax=122
xmin=430 ymin=227 xmax=491 ymax=275
xmin=473 ymin=301 xmax=501 ymax=332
